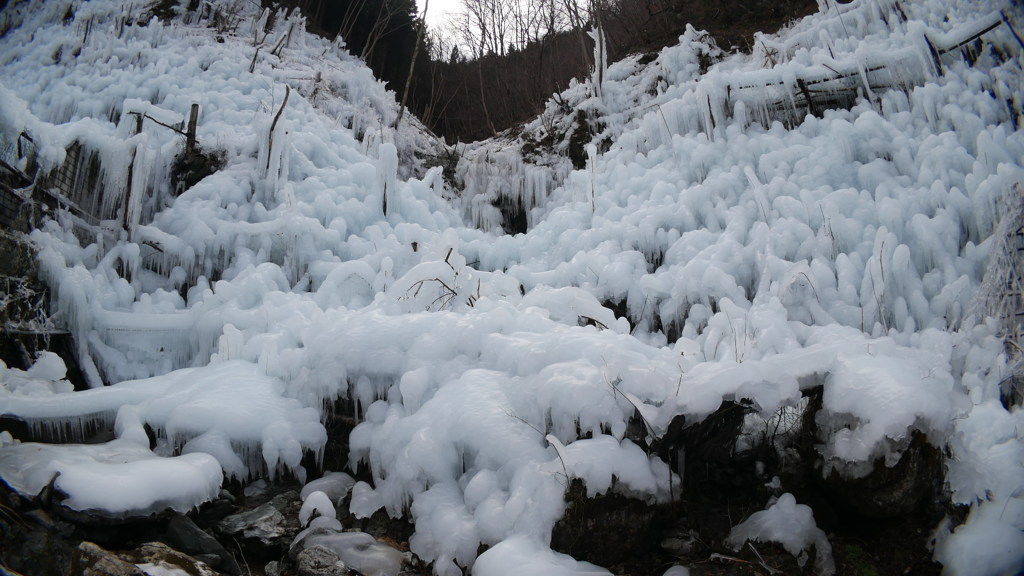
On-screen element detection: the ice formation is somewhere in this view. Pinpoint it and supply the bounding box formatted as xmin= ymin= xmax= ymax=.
xmin=299 ymin=490 xmax=337 ymax=526
xmin=726 ymin=493 xmax=835 ymax=575
xmin=0 ymin=438 xmax=222 ymax=516
xmin=0 ymin=0 xmax=1022 ymax=572
xmin=473 ymin=535 xmax=611 ymax=576
xmin=300 ymin=471 xmax=356 ymax=505
xmin=292 ymin=530 xmax=404 ymax=576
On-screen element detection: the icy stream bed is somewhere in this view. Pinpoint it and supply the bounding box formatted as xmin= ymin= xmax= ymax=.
xmin=1 ymin=0 xmax=1023 ymax=574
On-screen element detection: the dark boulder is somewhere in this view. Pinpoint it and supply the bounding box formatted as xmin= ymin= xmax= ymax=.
xmin=165 ymin=513 xmax=241 ymax=575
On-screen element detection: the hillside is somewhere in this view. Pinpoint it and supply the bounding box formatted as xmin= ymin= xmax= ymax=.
xmin=0 ymin=0 xmax=1023 ymax=575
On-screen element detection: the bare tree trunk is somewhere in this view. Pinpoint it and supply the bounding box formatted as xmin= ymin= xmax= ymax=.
xmin=361 ymin=0 xmax=397 ymax=62
xmin=396 ymin=0 xmax=429 ymax=126
xmin=338 ymin=0 xmax=369 ymax=45
xmin=478 ymin=58 xmax=497 ymax=136
xmin=562 ymin=0 xmax=592 ymax=72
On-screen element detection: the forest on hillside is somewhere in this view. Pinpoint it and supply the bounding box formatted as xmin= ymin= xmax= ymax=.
xmin=276 ymin=0 xmax=818 ymax=141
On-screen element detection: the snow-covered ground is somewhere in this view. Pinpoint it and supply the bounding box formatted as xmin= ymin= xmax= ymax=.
xmin=1 ymin=0 xmax=1023 ymax=574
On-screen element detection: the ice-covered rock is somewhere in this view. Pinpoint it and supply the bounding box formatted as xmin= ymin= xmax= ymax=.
xmin=299 ymin=490 xmax=337 ymax=527
xmin=301 ymin=472 xmax=355 ymax=506
xmin=292 ymin=531 xmax=404 ymax=576
xmin=726 ymin=493 xmax=834 ymax=576
xmin=296 ymin=545 xmax=353 ymax=576
xmin=0 ymin=439 xmax=221 ymax=517
xmin=217 ymin=491 xmax=300 ymax=549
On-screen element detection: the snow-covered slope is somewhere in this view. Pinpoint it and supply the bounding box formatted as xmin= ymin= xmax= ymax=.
xmin=1 ymin=0 xmax=1023 ymax=574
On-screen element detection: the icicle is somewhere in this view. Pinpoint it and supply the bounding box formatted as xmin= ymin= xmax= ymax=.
xmin=377 ymin=142 xmax=398 ymax=217
xmin=27 ymin=410 xmax=117 ymax=443
xmin=588 ymin=26 xmax=607 ymax=101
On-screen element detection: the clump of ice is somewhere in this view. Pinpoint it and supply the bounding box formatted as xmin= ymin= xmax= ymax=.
xmin=0 ymin=353 xmax=73 ymax=396
xmin=726 ymin=493 xmax=835 ymax=575
xmin=473 ymin=535 xmax=611 ymax=576
xmin=933 ymin=497 xmax=1024 ymax=576
xmin=0 ymin=438 xmax=221 ymax=516
xmin=1 ymin=360 xmax=326 ymax=481
xmin=299 ymin=490 xmax=337 ymax=526
xmin=301 ymin=471 xmax=356 ymax=505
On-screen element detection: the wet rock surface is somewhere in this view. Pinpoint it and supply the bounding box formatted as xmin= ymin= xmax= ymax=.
xmin=295 ymin=546 xmax=353 ymax=576
xmin=71 ymin=542 xmax=147 ymax=576
xmin=552 ymin=479 xmax=674 ymax=568
xmin=819 ymin=432 xmax=943 ymax=519
xmin=117 ymin=542 xmax=220 ymax=576
xmin=0 ymin=476 xmax=426 ymax=576
xmin=216 ymin=490 xmax=302 ymax=552
xmin=166 ymin=513 xmax=241 ymax=574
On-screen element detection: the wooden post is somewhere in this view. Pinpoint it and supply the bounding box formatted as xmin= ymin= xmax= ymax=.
xmin=797 ymin=78 xmax=816 ymax=117
xmin=186 ymin=103 xmax=199 ymax=156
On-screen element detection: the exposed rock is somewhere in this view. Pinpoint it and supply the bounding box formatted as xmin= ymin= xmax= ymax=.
xmin=797 ymin=385 xmax=944 ymax=523
xmin=654 ymin=401 xmax=756 ymax=497
xmin=296 ymin=545 xmax=353 ymax=576
xmin=551 ymin=479 xmax=673 ymax=569
xmin=70 ymin=542 xmax=146 ymax=576
xmin=660 ymin=530 xmax=700 ymax=557
xmin=117 ymin=542 xmax=219 ymax=576
xmin=216 ymin=490 xmax=300 ymax=551
xmin=48 ymin=496 xmax=177 ymax=530
xmin=165 ymin=513 xmax=241 ymax=575
xmin=22 ymin=508 xmax=73 ymax=537
xmin=820 ymin=431 xmax=943 ymax=519
xmin=191 ymin=491 xmax=238 ymax=527
xmin=217 ymin=501 xmax=286 ymax=545
xmin=1002 ymin=373 xmax=1024 ymax=409
xmin=169 ymin=144 xmax=226 ymax=196
xmin=1 ymin=518 xmax=75 ymax=576
xmin=0 ymin=483 xmax=75 ymax=576
xmin=244 ymin=479 xmax=270 ymax=498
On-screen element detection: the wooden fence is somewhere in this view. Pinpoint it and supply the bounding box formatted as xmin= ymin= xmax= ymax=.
xmin=0 ymin=103 xmax=200 ymax=240
xmin=714 ymin=9 xmax=1022 ymax=132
